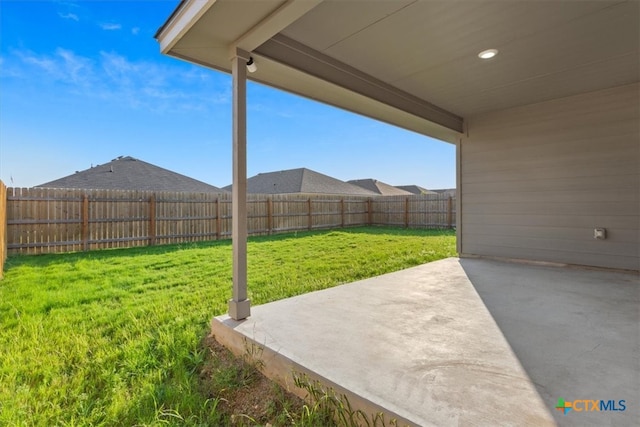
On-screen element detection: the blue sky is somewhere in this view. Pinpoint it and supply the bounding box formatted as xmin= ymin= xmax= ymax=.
xmin=0 ymin=0 xmax=455 ymax=190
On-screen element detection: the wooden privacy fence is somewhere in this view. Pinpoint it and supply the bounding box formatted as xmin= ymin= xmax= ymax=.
xmin=5 ymin=188 xmax=456 ymax=255
xmin=0 ymin=181 xmax=7 ymax=277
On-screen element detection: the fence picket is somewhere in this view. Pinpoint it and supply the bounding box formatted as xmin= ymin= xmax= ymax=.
xmin=3 ymin=188 xmax=455 ymax=255
xmin=0 ymin=181 xmax=6 ymax=276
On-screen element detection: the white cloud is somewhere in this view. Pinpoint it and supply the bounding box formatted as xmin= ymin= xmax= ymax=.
xmin=4 ymin=48 xmax=230 ymax=114
xmin=56 ymin=48 xmax=93 ymax=85
xmin=58 ymin=12 xmax=79 ymax=21
xmin=131 ymin=27 xmax=140 ymax=35
xmin=12 ymin=48 xmax=93 ymax=87
xmin=100 ymin=23 xmax=121 ymax=31
xmin=15 ymin=50 xmax=58 ymax=74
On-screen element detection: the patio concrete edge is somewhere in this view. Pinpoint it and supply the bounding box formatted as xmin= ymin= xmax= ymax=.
xmin=210 ymin=315 xmax=419 ymax=427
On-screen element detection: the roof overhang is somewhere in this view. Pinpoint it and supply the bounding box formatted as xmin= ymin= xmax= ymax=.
xmin=156 ymin=0 xmax=639 ymax=144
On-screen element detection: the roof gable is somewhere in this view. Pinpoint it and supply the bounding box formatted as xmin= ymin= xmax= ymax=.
xmin=299 ymin=169 xmax=375 ymax=195
xmin=348 ymin=179 xmax=413 ymax=196
xmin=243 ymin=168 xmax=306 ymax=194
xmin=396 ymin=185 xmax=438 ymax=195
xmin=36 ymin=156 xmax=227 ymax=193
xmin=226 ymin=168 xmax=377 ymax=195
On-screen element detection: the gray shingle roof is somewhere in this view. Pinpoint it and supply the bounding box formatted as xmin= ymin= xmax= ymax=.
xmin=36 ymin=156 xmax=226 ymax=193
xmin=348 ymin=179 xmax=413 ymax=196
xmin=225 ymin=168 xmax=377 ymax=195
xmin=395 ymin=185 xmax=438 ymax=195
xmin=430 ymin=188 xmax=457 ymax=197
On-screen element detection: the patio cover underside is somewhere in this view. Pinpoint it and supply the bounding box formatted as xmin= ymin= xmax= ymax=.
xmin=212 ymin=258 xmax=639 ymax=426
xmin=157 ymin=0 xmax=638 ymax=143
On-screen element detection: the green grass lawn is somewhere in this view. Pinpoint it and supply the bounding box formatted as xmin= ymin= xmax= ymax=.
xmin=0 ymin=227 xmax=456 ymax=426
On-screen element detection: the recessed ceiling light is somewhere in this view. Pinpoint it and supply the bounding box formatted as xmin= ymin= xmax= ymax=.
xmin=478 ymin=49 xmax=498 ymax=59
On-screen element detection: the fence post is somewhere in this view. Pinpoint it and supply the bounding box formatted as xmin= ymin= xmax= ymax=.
xmin=149 ymin=194 xmax=156 ymax=245
xmin=3 ymin=192 xmax=455 ymax=256
xmin=216 ymin=198 xmax=221 ymax=240
xmin=0 ymin=181 xmax=6 ymax=278
xmin=267 ymin=196 xmax=273 ymax=234
xmin=82 ymin=194 xmax=89 ymax=251
xmin=405 ymin=197 xmax=409 ymax=228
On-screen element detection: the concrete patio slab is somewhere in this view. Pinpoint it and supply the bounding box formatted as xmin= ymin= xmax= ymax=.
xmin=211 ymin=257 xmax=639 ymax=426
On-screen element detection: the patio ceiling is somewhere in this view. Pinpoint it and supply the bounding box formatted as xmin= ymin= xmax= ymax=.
xmin=156 ymin=0 xmax=638 ymax=143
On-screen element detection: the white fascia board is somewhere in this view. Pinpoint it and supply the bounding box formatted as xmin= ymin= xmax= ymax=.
xmin=157 ymin=0 xmax=218 ymax=54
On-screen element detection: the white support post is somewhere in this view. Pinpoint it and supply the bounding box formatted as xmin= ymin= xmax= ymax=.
xmin=456 ymin=136 xmax=462 ymax=255
xmin=229 ymin=48 xmax=251 ymax=320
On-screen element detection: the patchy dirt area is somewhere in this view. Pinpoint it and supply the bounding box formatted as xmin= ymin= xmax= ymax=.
xmin=198 ymin=335 xmax=309 ymax=426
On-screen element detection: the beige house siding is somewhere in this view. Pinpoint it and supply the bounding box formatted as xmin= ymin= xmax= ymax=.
xmin=460 ymin=83 xmax=639 ymax=271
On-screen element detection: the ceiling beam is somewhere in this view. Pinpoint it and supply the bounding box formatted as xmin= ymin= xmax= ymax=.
xmin=255 ymin=34 xmax=464 ymax=133
xmin=230 ymin=0 xmax=322 ymax=57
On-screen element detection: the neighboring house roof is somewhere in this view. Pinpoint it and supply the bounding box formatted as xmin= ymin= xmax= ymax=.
xmin=430 ymin=188 xmax=457 ymax=197
xmin=36 ymin=156 xmax=227 ymax=193
xmin=348 ymin=179 xmax=413 ymax=196
xmin=225 ymin=168 xmax=377 ymax=196
xmin=396 ymin=185 xmax=438 ymax=195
